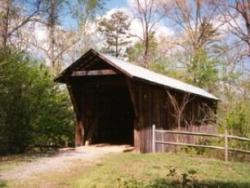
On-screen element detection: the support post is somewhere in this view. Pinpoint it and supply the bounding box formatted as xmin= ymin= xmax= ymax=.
xmin=152 ymin=124 xmax=156 ymax=153
xmin=224 ymin=129 xmax=228 ymax=161
xmin=75 ymin=120 xmax=84 ymax=146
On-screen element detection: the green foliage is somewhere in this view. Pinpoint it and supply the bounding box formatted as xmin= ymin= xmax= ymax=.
xmin=127 ymin=42 xmax=144 ymax=62
xmin=0 ymin=180 xmax=7 ymax=188
xmin=0 ymin=49 xmax=74 ymax=154
xmin=225 ymin=102 xmax=250 ymax=137
xmin=73 ymin=0 xmax=104 ymax=22
xmin=188 ymin=48 xmax=218 ymax=91
xmin=149 ymin=57 xmax=188 ymax=81
xmin=98 ymin=11 xmax=131 ymax=57
xmin=127 ymin=33 xmax=190 ymax=82
xmin=117 ymin=177 xmax=145 ymax=188
xmin=127 ymin=32 xmax=157 ymax=63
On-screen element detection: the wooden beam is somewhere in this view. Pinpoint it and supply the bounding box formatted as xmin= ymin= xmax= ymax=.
xmin=66 ymin=84 xmax=80 ymax=118
xmin=85 ymin=116 xmax=100 ymax=145
xmin=126 ymin=78 xmax=138 ymax=117
xmin=75 ymin=120 xmax=84 ymax=146
xmin=228 ymin=148 xmax=250 ymax=154
xmin=155 ymin=130 xmax=225 ymax=138
xmin=71 ymin=69 xmax=117 ymax=76
xmin=228 ymin=135 xmax=250 ymax=142
xmin=66 ymin=80 xmax=84 ymax=146
xmin=155 ymin=141 xmax=225 ymax=150
xmin=76 ymin=55 xmax=97 ymax=70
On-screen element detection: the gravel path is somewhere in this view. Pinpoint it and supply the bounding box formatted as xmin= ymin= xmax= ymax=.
xmin=0 ymin=145 xmax=132 ymax=181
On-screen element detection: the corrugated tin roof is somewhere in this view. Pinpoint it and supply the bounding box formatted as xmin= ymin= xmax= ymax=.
xmin=56 ymin=49 xmax=218 ymax=100
xmin=99 ymin=53 xmax=218 ymax=100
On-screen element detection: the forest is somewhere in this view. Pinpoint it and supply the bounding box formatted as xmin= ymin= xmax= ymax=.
xmin=0 ymin=0 xmax=249 ymax=154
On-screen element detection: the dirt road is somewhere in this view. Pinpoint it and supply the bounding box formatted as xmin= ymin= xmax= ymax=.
xmin=0 ymin=145 xmax=132 ymax=181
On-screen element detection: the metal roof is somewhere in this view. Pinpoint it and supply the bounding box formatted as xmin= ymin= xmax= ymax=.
xmin=56 ymin=49 xmax=218 ymax=100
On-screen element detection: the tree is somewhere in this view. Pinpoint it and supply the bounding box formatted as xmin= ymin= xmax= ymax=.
xmin=0 ymin=49 xmax=74 ymax=154
xmin=160 ymin=0 xmax=221 ymax=89
xmin=219 ymin=0 xmax=250 ymax=56
xmin=73 ymin=0 xmax=103 ymax=24
xmin=72 ymin=0 xmax=103 ymax=56
xmin=132 ymin=0 xmax=164 ymax=67
xmin=225 ymin=102 xmax=249 ymax=136
xmin=188 ymin=48 xmax=219 ymax=91
xmin=48 ymin=0 xmax=57 ymax=72
xmin=98 ymin=10 xmax=131 ymax=57
xmin=0 ymin=0 xmax=10 ymax=49
xmin=163 ymin=0 xmax=220 ymax=49
xmin=38 ymin=0 xmax=68 ymax=74
xmin=126 ymin=32 xmax=157 ymax=64
xmin=166 ymin=91 xmax=192 ymax=131
xmin=126 ymin=32 xmax=187 ymax=81
xmin=0 ymin=0 xmax=43 ymax=49
xmin=28 ymin=0 xmax=103 ymax=74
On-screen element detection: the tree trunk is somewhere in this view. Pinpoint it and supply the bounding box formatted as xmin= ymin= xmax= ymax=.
xmin=143 ymin=24 xmax=149 ymax=68
xmin=176 ymin=115 xmax=181 ymax=142
xmin=48 ymin=0 xmax=57 ymax=71
xmin=0 ymin=0 xmax=10 ymax=49
xmin=115 ymin=35 xmax=118 ymax=57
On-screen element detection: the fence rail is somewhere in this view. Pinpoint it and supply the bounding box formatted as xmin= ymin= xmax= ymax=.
xmin=152 ymin=125 xmax=250 ymax=161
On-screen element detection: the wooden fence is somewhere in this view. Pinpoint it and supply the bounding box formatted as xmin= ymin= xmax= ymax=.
xmin=152 ymin=125 xmax=250 ymax=161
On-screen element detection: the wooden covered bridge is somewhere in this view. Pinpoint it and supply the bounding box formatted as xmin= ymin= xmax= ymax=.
xmin=55 ymin=49 xmax=218 ymax=153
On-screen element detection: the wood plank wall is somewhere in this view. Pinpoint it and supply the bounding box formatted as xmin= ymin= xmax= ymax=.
xmin=129 ymin=80 xmax=166 ymax=152
xmin=68 ymin=75 xmax=217 ymax=153
xmin=129 ymin=79 xmax=216 ymax=153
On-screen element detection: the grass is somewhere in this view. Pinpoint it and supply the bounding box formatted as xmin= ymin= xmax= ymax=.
xmin=1 ymin=152 xmax=250 ymax=188
xmin=70 ymin=153 xmax=250 ymax=188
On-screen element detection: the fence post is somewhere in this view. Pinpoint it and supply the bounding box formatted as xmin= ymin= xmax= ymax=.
xmin=152 ymin=124 xmax=156 ymax=153
xmin=224 ymin=129 xmax=228 ymax=161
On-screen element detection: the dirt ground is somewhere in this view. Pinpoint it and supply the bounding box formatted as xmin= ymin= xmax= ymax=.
xmin=0 ymin=144 xmax=133 ymax=181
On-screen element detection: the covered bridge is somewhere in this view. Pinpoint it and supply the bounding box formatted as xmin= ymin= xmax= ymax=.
xmin=55 ymin=49 xmax=218 ymax=153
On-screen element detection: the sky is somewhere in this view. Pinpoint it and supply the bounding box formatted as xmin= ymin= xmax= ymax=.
xmin=61 ymin=0 xmax=128 ymax=30
xmin=105 ymin=0 xmax=128 ymax=9
xmin=99 ymin=0 xmax=175 ymax=41
xmin=101 ymin=0 xmax=250 ymax=72
xmin=30 ymin=0 xmax=249 ymax=72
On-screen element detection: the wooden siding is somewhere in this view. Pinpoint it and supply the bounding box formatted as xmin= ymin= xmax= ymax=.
xmin=63 ymin=54 xmax=217 ymax=153
xmin=128 ymin=79 xmax=216 ymax=153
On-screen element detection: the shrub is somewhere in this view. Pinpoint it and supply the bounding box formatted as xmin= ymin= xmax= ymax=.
xmin=0 ymin=49 xmax=74 ymax=154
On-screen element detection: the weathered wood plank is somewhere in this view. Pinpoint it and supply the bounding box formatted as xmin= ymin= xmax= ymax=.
xmin=66 ymin=82 xmax=84 ymax=146
xmin=126 ymin=78 xmax=138 ymax=118
xmin=229 ymin=148 xmax=250 ymax=154
xmin=155 ymin=140 xmax=225 ymax=150
xmin=71 ymin=69 xmax=117 ymax=76
xmin=155 ymin=130 xmax=224 ymax=138
xmin=228 ymin=135 xmax=250 ymax=142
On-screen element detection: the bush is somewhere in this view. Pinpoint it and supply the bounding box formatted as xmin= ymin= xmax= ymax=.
xmin=226 ymin=103 xmax=250 ymax=137
xmin=0 ymin=49 xmax=74 ymax=154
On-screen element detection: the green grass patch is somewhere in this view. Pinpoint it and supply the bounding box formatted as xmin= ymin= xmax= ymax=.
xmin=70 ymin=153 xmax=250 ymax=188
xmin=0 ymin=180 xmax=7 ymax=188
xmin=2 ymin=152 xmax=250 ymax=188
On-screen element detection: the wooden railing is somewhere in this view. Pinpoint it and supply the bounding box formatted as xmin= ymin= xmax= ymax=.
xmin=152 ymin=125 xmax=250 ymax=161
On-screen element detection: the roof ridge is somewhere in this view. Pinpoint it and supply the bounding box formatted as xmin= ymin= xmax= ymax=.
xmin=98 ymin=52 xmax=218 ymax=100
xmin=56 ymin=49 xmax=218 ymax=100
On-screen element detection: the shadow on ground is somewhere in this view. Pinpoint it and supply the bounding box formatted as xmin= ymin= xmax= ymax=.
xmin=118 ymin=177 xmax=250 ymax=188
xmin=146 ymin=178 xmax=250 ymax=188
